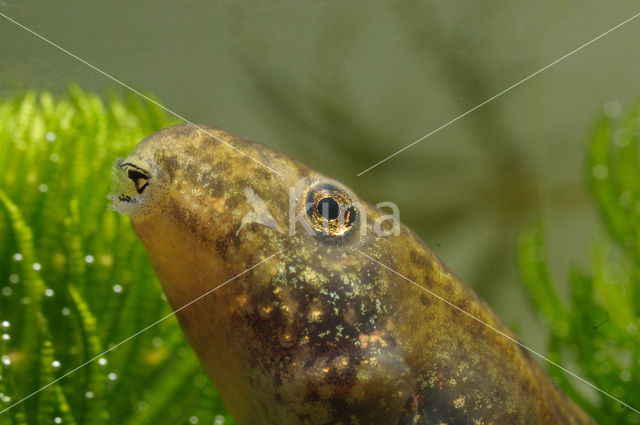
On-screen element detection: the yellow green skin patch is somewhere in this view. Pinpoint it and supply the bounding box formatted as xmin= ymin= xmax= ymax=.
xmin=111 ymin=124 xmax=597 ymax=425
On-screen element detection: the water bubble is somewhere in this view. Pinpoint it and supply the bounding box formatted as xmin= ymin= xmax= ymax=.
xmin=592 ymin=164 xmax=609 ymax=180
xmin=614 ymin=129 xmax=631 ymax=147
xmin=603 ymin=100 xmax=622 ymax=118
xmin=38 ymin=184 xmax=48 ymax=193
xmin=621 ymin=370 xmax=631 ymax=382
xmin=85 ymin=255 xmax=95 ymax=264
xmin=45 ymin=288 xmax=54 ymax=297
xmin=50 ymin=153 xmax=60 ymax=162
xmin=108 ymin=372 xmax=118 ymax=381
xmin=190 ymin=416 xmax=199 ymax=424
xmin=113 ymin=284 xmax=123 ymax=293
xmin=45 ymin=132 xmax=56 ymax=142
xmin=52 ymin=360 xmax=61 ymax=368
xmin=98 ymin=358 xmax=108 ymax=366
xmin=33 ymin=263 xmax=42 ymax=271
xmin=99 ymin=254 xmax=113 ymax=267
xmin=2 ymin=287 xmax=12 ymax=296
xmin=619 ymin=191 xmax=632 ymax=207
xmin=13 ymin=253 xmax=22 ymax=261
xmin=85 ymin=391 xmax=94 ymax=399
xmin=194 ymin=374 xmax=207 ymax=387
xmin=8 ymin=274 xmax=19 ymax=284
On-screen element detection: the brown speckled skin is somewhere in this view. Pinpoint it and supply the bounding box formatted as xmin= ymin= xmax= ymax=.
xmin=113 ymin=124 xmax=597 ymax=425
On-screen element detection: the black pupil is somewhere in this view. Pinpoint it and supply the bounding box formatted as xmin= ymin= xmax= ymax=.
xmin=127 ymin=169 xmax=147 ymax=181
xmin=318 ymin=197 xmax=340 ymax=220
xmin=127 ymin=169 xmax=149 ymax=194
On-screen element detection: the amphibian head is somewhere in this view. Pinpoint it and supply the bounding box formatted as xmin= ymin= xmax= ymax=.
xmin=111 ymin=124 xmax=596 ymax=425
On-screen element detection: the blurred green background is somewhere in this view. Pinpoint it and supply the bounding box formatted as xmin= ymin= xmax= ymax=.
xmin=1 ymin=1 xmax=639 ymax=424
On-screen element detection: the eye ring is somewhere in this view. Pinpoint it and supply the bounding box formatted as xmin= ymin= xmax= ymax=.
xmin=305 ymin=183 xmax=358 ymax=238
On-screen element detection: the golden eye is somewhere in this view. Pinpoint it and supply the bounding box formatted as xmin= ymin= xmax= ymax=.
xmin=305 ymin=183 xmax=358 ymax=238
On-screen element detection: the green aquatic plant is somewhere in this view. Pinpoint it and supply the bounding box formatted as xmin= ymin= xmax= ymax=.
xmin=519 ymin=104 xmax=640 ymax=425
xmin=0 ymin=88 xmax=234 ymax=425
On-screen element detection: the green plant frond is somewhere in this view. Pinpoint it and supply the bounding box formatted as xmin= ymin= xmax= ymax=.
xmin=521 ymin=103 xmax=640 ymax=425
xmin=517 ymin=223 xmax=568 ymax=336
xmin=0 ymin=90 xmax=228 ymax=425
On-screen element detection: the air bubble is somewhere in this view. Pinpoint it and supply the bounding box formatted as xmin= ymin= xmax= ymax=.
xmin=8 ymin=274 xmax=19 ymax=284
xmin=108 ymin=372 xmax=118 ymax=381
xmin=592 ymin=164 xmax=609 ymax=180
xmin=603 ymin=100 xmax=622 ymax=118
xmin=113 ymin=284 xmax=123 ymax=293
xmin=85 ymin=255 xmax=95 ymax=264
xmin=13 ymin=253 xmax=22 ymax=261
xmin=1 ymin=287 xmax=12 ymax=296
xmin=190 ymin=417 xmax=199 ymax=424
xmin=98 ymin=358 xmax=108 ymax=366
xmin=621 ymin=370 xmax=631 ymax=382
xmin=52 ymin=360 xmax=61 ymax=368
xmin=33 ymin=263 xmax=42 ymax=271
xmin=45 ymin=289 xmax=54 ymax=297
xmin=46 ymin=132 xmax=56 ymax=142
xmin=1 ymin=356 xmax=10 ymax=366
xmin=38 ymin=184 xmax=48 ymax=193
xmin=85 ymin=391 xmax=94 ymax=399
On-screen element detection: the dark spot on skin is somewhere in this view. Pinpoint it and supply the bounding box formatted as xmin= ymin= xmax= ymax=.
xmin=410 ymin=249 xmax=427 ymax=268
xmin=158 ymin=156 xmax=179 ymax=181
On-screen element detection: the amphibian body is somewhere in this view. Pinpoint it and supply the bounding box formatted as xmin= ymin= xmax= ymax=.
xmin=111 ymin=124 xmax=597 ymax=425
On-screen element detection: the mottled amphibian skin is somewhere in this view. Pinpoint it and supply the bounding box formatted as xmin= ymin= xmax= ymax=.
xmin=111 ymin=124 xmax=597 ymax=425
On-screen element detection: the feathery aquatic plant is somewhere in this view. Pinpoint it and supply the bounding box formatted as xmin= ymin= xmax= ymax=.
xmin=519 ymin=103 xmax=640 ymax=425
xmin=0 ymin=88 xmax=234 ymax=425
